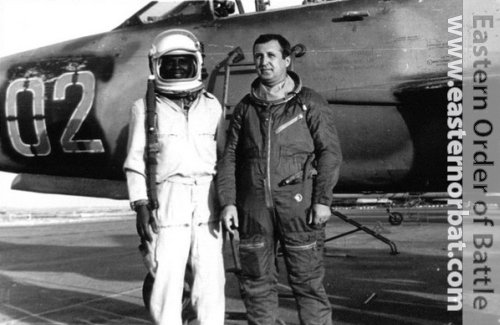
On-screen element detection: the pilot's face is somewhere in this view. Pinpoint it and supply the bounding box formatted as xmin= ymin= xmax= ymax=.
xmin=159 ymin=55 xmax=196 ymax=79
xmin=253 ymin=40 xmax=290 ymax=86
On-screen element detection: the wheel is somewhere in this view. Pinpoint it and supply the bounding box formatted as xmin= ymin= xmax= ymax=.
xmin=388 ymin=212 xmax=403 ymax=226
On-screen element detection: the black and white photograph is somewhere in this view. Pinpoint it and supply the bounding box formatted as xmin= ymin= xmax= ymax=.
xmin=0 ymin=0 xmax=498 ymax=324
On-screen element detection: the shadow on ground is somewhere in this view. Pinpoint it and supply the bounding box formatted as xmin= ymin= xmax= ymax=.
xmin=0 ymin=219 xmax=462 ymax=325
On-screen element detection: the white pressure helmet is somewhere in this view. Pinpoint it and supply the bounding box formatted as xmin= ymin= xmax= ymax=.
xmin=149 ymin=29 xmax=204 ymax=95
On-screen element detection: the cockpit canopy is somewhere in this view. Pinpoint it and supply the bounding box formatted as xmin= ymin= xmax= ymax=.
xmin=116 ymin=1 xmax=211 ymax=29
xmin=115 ymin=0 xmax=303 ymax=29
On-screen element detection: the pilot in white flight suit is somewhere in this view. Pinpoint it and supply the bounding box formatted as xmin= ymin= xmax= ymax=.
xmin=124 ymin=29 xmax=226 ymax=325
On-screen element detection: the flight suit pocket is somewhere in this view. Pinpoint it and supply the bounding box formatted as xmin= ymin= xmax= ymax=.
xmin=191 ymin=119 xmax=217 ymax=166
xmin=275 ymin=113 xmax=304 ymax=134
xmin=157 ymin=121 xmax=185 ymax=155
xmin=283 ymin=232 xmax=321 ymax=273
xmin=239 ymin=237 xmax=269 ymax=278
xmin=276 ymin=113 xmax=314 ymax=153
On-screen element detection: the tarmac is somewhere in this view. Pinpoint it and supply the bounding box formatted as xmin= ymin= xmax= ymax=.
xmin=0 ymin=206 xmax=462 ymax=325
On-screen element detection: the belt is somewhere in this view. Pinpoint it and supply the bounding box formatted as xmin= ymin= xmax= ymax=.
xmin=166 ymin=175 xmax=213 ymax=185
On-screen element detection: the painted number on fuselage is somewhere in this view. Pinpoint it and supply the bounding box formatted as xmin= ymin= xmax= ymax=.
xmin=53 ymin=71 xmax=104 ymax=153
xmin=5 ymin=71 xmax=104 ymax=156
xmin=5 ymin=77 xmax=51 ymax=156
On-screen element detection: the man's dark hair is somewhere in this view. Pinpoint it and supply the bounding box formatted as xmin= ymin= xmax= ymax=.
xmin=253 ymin=34 xmax=291 ymax=59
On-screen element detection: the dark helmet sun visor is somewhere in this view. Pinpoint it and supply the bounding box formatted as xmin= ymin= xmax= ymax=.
xmin=158 ymin=54 xmax=198 ymax=80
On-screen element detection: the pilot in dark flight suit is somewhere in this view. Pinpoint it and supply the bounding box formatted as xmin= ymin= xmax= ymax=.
xmin=217 ymin=34 xmax=342 ymax=325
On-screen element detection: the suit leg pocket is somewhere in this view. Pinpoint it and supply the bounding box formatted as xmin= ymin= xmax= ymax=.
xmin=283 ymin=232 xmax=321 ymax=273
xmin=239 ymin=237 xmax=270 ymax=278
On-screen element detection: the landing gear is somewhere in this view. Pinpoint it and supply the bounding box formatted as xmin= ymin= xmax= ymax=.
xmin=388 ymin=211 xmax=403 ymax=226
xmin=385 ymin=204 xmax=403 ymax=226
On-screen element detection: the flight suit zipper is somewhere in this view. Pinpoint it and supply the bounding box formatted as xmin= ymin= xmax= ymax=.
xmin=285 ymin=242 xmax=317 ymax=251
xmin=275 ymin=113 xmax=304 ymax=134
xmin=265 ymin=104 xmax=274 ymax=208
xmin=239 ymin=241 xmax=265 ymax=249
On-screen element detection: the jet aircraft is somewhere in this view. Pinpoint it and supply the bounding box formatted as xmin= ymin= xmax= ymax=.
xmin=0 ymin=0 xmax=468 ymax=201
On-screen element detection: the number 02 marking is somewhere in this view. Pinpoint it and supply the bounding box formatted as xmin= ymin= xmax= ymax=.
xmin=5 ymin=77 xmax=51 ymax=156
xmin=54 ymin=71 xmax=104 ymax=153
xmin=5 ymin=71 xmax=104 ymax=156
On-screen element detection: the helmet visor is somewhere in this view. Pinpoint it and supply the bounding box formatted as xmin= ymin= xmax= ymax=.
xmin=158 ymin=54 xmax=198 ymax=80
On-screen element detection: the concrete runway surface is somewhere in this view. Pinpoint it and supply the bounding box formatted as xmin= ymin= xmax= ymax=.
xmin=0 ymin=207 xmax=461 ymax=325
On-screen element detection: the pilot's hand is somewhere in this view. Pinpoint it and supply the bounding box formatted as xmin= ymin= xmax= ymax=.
xmin=308 ymin=203 xmax=331 ymax=227
xmin=136 ymin=205 xmax=158 ymax=242
xmin=221 ymin=205 xmax=238 ymax=235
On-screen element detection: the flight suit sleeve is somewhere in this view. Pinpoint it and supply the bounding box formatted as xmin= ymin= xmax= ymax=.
xmin=305 ymin=90 xmax=343 ymax=206
xmin=215 ymin=102 xmax=227 ymax=161
xmin=123 ymin=99 xmax=148 ymax=203
xmin=216 ymin=100 xmax=246 ymax=207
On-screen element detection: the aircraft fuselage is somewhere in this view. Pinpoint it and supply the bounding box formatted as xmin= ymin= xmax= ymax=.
xmin=0 ymin=0 xmax=465 ymax=197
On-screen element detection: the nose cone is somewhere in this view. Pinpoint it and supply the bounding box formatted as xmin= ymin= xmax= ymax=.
xmin=0 ymin=53 xmax=17 ymax=173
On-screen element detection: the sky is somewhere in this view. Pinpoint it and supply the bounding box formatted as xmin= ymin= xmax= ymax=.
xmin=0 ymin=0 xmax=149 ymax=58
xmin=0 ymin=0 xmax=301 ymax=57
xmin=0 ymin=0 xmax=301 ymax=209
xmin=0 ymin=0 xmax=148 ymax=209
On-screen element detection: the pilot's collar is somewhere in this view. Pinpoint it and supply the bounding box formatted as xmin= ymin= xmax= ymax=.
xmin=254 ymin=75 xmax=295 ymax=102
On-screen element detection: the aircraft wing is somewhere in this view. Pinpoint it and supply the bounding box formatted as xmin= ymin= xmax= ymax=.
xmin=11 ymin=173 xmax=128 ymax=200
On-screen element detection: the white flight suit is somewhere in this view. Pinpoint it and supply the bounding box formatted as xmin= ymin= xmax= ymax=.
xmin=124 ymin=90 xmax=225 ymax=325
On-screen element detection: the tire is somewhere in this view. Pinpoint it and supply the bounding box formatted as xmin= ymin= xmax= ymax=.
xmin=388 ymin=212 xmax=403 ymax=226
